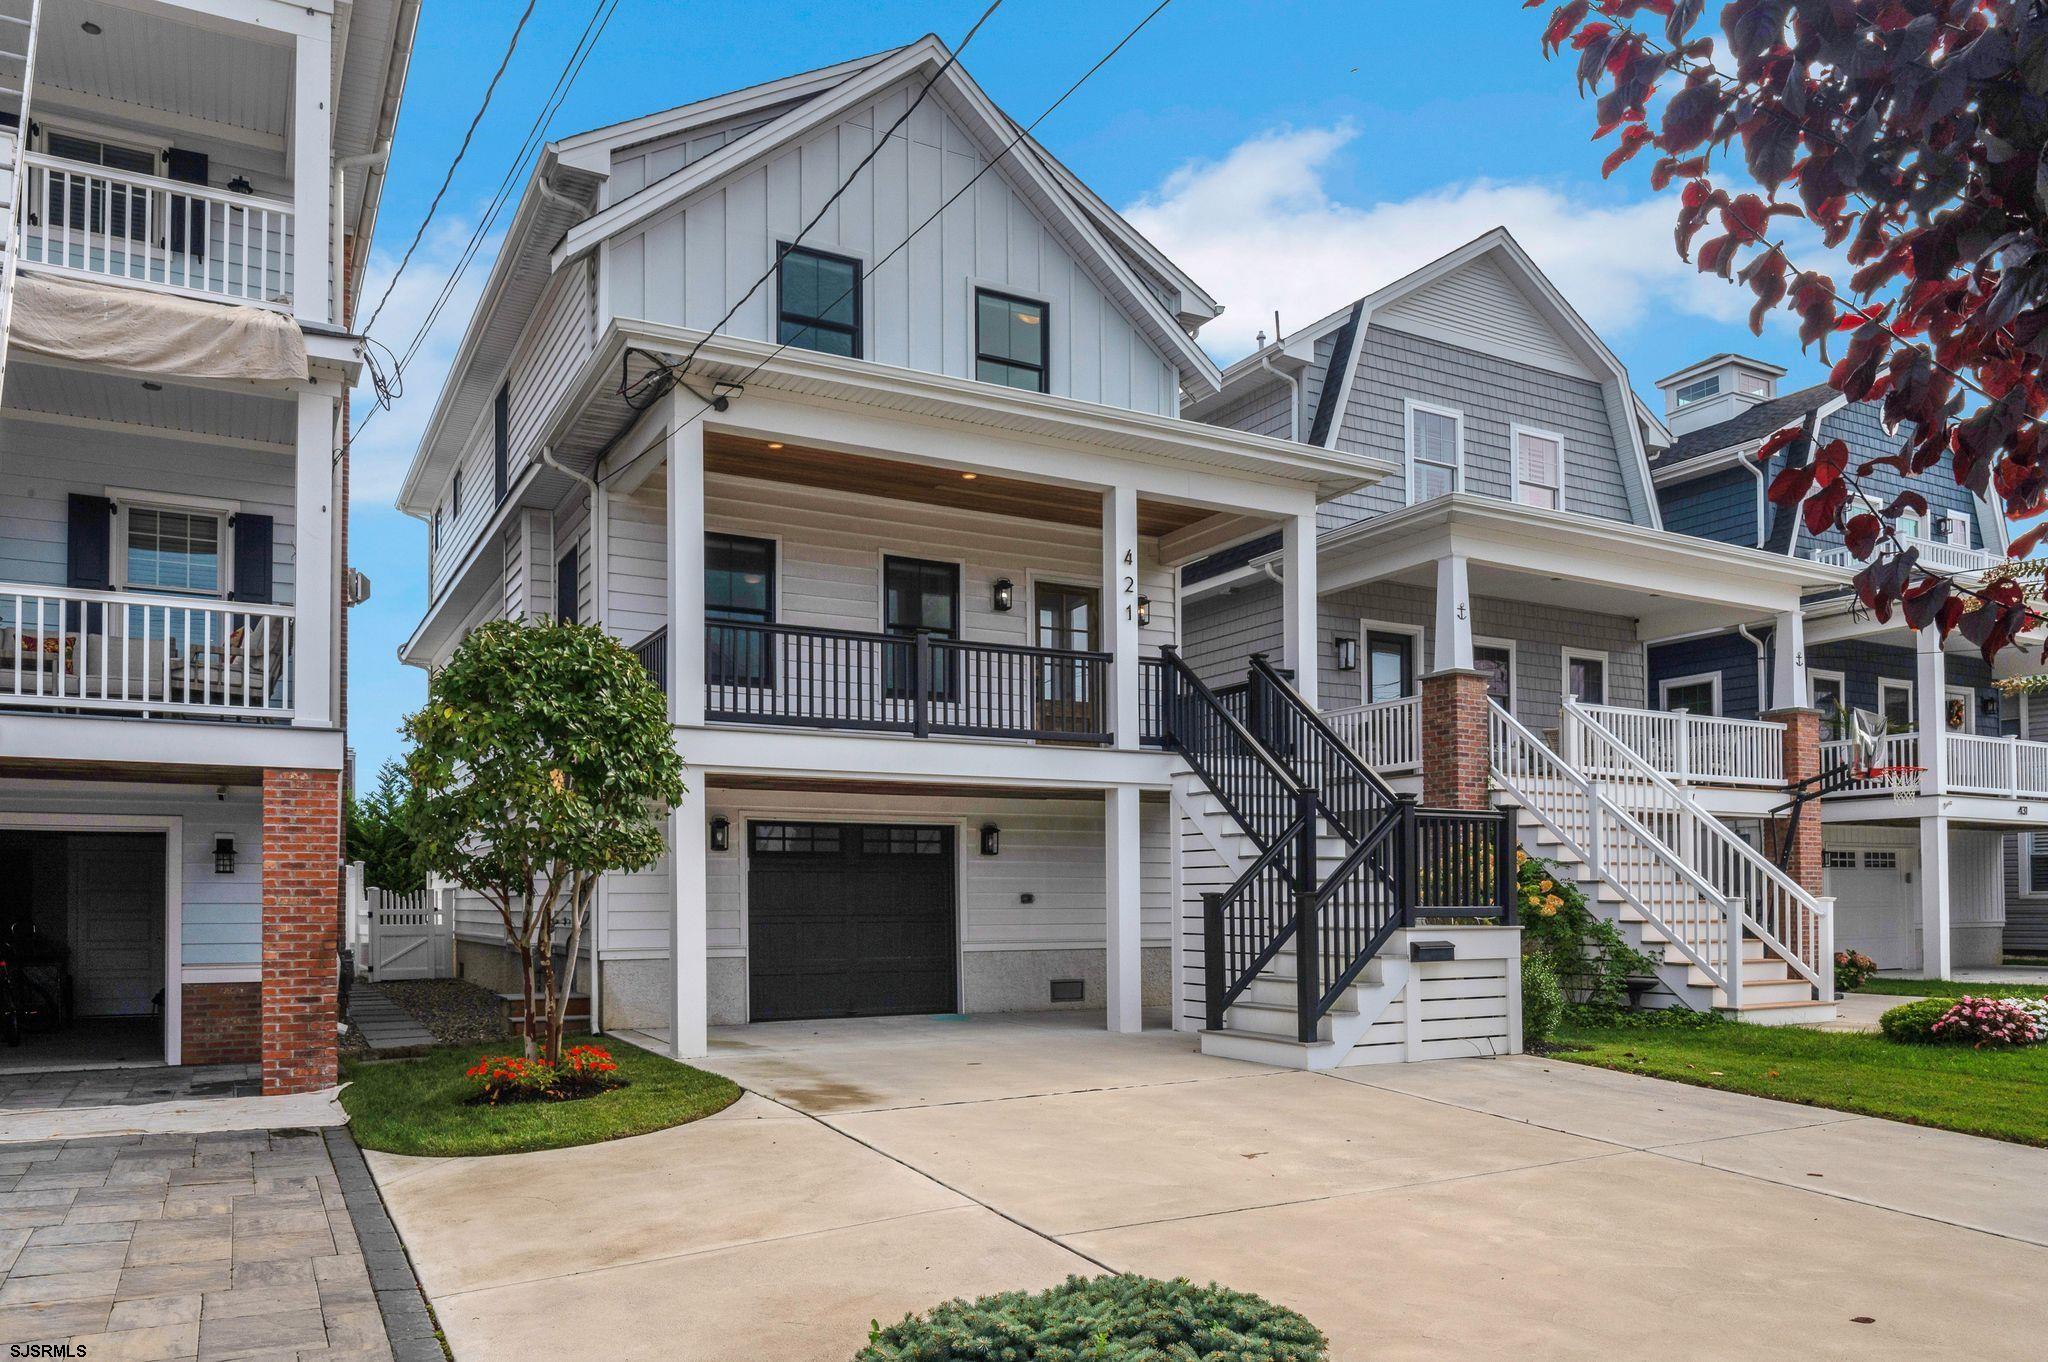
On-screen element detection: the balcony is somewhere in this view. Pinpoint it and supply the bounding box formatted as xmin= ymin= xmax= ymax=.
xmin=637 ymin=622 xmax=1123 ymax=745
xmin=16 ymin=152 xmax=295 ymax=310
xmin=1323 ymin=696 xmax=1422 ymax=773
xmin=1808 ymin=539 xmax=2004 ymax=575
xmin=1822 ymin=731 xmax=2048 ymax=799
xmin=1573 ymin=704 xmax=1785 ymax=787
xmin=0 ymin=584 xmax=295 ymax=720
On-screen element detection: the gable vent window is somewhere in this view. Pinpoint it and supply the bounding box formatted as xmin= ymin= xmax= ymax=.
xmin=1736 ymin=370 xmax=1772 ymax=397
xmin=975 ymin=289 xmax=1049 ymax=393
xmin=1674 ymin=376 xmax=1719 ymax=407
xmin=1513 ymin=427 xmax=1563 ymax=510
xmin=776 ymin=244 xmax=862 ymax=358
xmin=1406 ymin=403 xmax=1461 ymax=504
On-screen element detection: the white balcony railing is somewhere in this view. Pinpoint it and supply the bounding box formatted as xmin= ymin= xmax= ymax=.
xmin=17 ymin=152 xmax=295 ymax=308
xmin=1820 ymin=732 xmax=1922 ymax=795
xmin=1323 ymin=695 xmax=1421 ymax=772
xmin=1808 ymin=539 xmax=2004 ymax=575
xmin=1945 ymin=732 xmax=2048 ymax=798
xmin=1574 ymin=703 xmax=1785 ymax=786
xmin=0 ymin=583 xmax=294 ymax=719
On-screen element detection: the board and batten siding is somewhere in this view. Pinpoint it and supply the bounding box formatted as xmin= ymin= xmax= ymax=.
xmin=607 ymin=110 xmax=780 ymax=202
xmin=0 ymin=414 xmax=298 ymax=604
xmin=1316 ymin=327 xmax=1639 ymax=532
xmin=1181 ymin=576 xmax=1645 ymax=736
xmin=604 ymin=75 xmax=1181 ymax=415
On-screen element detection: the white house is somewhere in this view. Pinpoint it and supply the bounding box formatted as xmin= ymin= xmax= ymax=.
xmin=0 ymin=0 xmax=415 ymax=1090
xmin=398 ymin=39 xmax=1526 ymax=1070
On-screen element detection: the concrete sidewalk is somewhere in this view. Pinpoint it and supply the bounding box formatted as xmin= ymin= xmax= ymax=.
xmin=368 ymin=1014 xmax=2047 ymax=1361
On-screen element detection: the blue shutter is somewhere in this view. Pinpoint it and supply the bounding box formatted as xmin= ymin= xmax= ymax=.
xmin=231 ymin=514 xmax=273 ymax=604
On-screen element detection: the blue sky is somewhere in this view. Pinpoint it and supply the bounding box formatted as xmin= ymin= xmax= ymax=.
xmin=345 ymin=0 xmax=1836 ymax=782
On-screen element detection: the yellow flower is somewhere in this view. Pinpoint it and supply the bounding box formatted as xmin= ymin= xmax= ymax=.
xmin=1539 ymin=905 xmax=1557 ymax=916
xmin=1539 ymin=878 xmax=1554 ymax=891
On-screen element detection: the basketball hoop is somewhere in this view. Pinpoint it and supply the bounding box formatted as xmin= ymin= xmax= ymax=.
xmin=1863 ymin=766 xmax=1926 ymax=802
xmin=1847 ymin=709 xmax=1921 ymax=801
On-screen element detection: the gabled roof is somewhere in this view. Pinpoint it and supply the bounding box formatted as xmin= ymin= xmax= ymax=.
xmin=1655 ymin=383 xmax=1837 ymax=472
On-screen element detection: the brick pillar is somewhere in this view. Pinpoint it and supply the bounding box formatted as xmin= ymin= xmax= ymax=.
xmin=262 ymin=768 xmax=341 ymax=1094
xmin=181 ymin=983 xmax=260 ymax=1064
xmin=1422 ymin=669 xmax=1492 ymax=810
xmin=1762 ymin=707 xmax=1824 ymax=896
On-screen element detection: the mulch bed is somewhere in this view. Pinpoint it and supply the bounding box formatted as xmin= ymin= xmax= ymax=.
xmin=375 ymin=978 xmax=510 ymax=1047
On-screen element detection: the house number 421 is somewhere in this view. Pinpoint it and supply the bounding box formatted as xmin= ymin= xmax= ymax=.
xmin=1122 ymin=549 xmax=1136 ymax=619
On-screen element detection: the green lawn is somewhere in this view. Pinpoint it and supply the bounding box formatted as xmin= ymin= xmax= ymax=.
xmin=1551 ymin=1014 xmax=2048 ymax=1146
xmin=1854 ymin=977 xmax=2048 ymax=1000
xmin=341 ymin=1037 xmax=741 ymax=1157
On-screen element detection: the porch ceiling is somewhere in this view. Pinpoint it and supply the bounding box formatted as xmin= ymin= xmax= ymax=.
xmin=38 ymin=0 xmax=292 ymax=145
xmin=0 ymin=358 xmax=296 ymax=450
xmin=704 ymin=433 xmax=1210 ymax=537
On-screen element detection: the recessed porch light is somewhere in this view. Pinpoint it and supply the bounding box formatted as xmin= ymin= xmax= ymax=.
xmin=141 ymin=380 xmax=163 ymax=391
xmin=960 ymin=472 xmax=978 ymax=480
xmin=80 ymin=20 xmax=102 ymax=35
xmin=765 ymin=442 xmax=783 ymax=449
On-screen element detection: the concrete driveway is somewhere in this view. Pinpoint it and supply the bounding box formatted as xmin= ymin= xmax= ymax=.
xmin=366 ymin=1013 xmax=2047 ymax=1361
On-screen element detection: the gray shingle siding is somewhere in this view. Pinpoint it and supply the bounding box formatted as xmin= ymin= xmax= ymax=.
xmin=1316 ymin=328 xmax=1640 ymax=534
xmin=1647 ymin=632 xmax=1763 ymax=717
xmin=1658 ymin=464 xmax=1758 ymax=547
xmin=1204 ymin=372 xmax=1295 ymax=440
xmin=1797 ymin=402 xmax=1986 ymax=556
xmin=1182 ymin=576 xmax=1645 ymax=736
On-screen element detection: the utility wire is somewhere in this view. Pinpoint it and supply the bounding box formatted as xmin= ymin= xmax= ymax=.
xmin=360 ymin=0 xmax=536 ymax=338
xmin=631 ymin=0 xmax=1178 ymax=428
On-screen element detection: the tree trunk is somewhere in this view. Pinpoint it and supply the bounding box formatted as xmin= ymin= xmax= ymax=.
xmin=517 ymin=890 xmax=542 ymax=1061
xmin=551 ymin=876 xmax=591 ymax=1066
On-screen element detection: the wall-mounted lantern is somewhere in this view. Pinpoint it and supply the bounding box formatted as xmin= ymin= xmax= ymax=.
xmin=709 ymin=817 xmax=731 ymax=853
xmin=212 ymin=835 xmax=237 ymax=874
xmin=1136 ymin=597 xmax=1152 ymax=627
xmin=1334 ymin=637 xmax=1360 ymax=672
xmin=979 ymin=823 xmax=1001 ymax=856
xmin=991 ymin=578 xmax=1015 ymax=613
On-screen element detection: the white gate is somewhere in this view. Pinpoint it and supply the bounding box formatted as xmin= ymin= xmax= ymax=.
xmin=365 ymin=888 xmax=448 ymax=980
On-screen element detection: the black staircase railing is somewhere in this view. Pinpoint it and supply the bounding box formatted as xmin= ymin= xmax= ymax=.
xmin=1159 ymin=647 xmax=1516 ymax=1047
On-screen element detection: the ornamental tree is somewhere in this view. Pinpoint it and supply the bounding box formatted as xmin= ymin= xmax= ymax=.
xmin=405 ymin=619 xmax=684 ymax=1063
xmin=1530 ymin=0 xmax=2048 ymax=660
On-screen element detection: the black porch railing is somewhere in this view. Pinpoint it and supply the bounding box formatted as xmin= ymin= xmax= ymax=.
xmin=631 ymin=627 xmax=668 ymax=695
xmin=1157 ymin=646 xmax=1516 ymax=1045
xmin=702 ymin=620 xmax=1114 ymax=744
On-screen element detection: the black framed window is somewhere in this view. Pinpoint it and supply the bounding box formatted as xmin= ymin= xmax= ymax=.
xmin=975 ymin=289 xmax=1049 ymax=392
xmin=883 ymin=555 xmax=959 ymax=701
xmin=776 ymin=245 xmax=862 ymax=357
xmin=431 ymin=507 xmax=441 ymax=553
xmin=451 ymin=470 xmax=463 ymax=520
xmin=707 ymin=533 xmax=775 ymax=689
xmin=493 ymin=384 xmax=510 ymax=504
xmin=1474 ymin=644 xmax=1513 ymax=707
xmin=555 ymin=547 xmax=579 ymax=626
xmin=1364 ymin=630 xmax=1415 ymax=703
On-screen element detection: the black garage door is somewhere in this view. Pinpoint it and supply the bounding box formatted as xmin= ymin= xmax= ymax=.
xmin=747 ymin=822 xmax=956 ymax=1022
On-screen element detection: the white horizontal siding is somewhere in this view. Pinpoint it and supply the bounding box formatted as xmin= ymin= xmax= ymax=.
xmin=0 ymin=414 xmax=298 ymax=605
xmin=605 ymin=74 xmax=1179 ymax=415
xmin=1374 ymin=254 xmax=1593 ymax=379
xmin=506 ymin=261 xmax=596 ymax=488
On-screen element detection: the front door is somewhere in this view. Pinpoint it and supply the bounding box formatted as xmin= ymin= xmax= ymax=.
xmin=1364 ymin=630 xmax=1415 ymax=704
xmin=1035 ymin=582 xmax=1099 ymax=736
xmin=747 ymin=822 xmax=957 ymax=1022
xmin=882 ymin=556 xmax=960 ymax=703
xmin=67 ymin=834 xmax=164 ymax=1017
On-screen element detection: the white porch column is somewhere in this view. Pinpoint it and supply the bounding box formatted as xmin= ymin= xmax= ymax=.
xmin=1281 ymin=509 xmax=1319 ymax=707
xmin=291 ymin=25 xmax=334 ymax=325
xmin=1432 ymin=554 xmax=1474 ymax=673
xmin=1103 ymin=485 xmax=1140 ymax=749
xmin=668 ymin=781 xmax=709 ymax=1058
xmin=667 ymin=406 xmax=706 ymax=727
xmin=1915 ymin=627 xmax=1947 ymax=793
xmin=1771 ymin=608 xmax=1808 ymax=711
xmin=1919 ymin=814 xmax=1953 ymax=979
xmin=1104 ymin=785 xmax=1143 ymax=1033
xmin=292 ymin=388 xmax=336 ymax=728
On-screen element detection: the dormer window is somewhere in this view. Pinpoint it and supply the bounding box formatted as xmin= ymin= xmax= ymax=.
xmin=1405 ymin=401 xmax=1463 ymax=503
xmin=1512 ymin=426 xmax=1563 ymax=510
xmin=1673 ymin=376 xmax=1719 ymax=408
xmin=776 ymin=244 xmax=862 ymax=358
xmin=1736 ymin=370 xmax=1772 ymax=397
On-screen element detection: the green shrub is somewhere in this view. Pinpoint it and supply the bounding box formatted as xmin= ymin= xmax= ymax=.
xmin=1562 ymin=1003 xmax=1721 ymax=1031
xmin=1880 ymin=997 xmax=1957 ymax=1044
xmin=1522 ymin=953 xmax=1564 ymax=1050
xmin=1516 ymin=851 xmax=1657 ymax=1009
xmin=856 ymin=1274 xmax=1327 ymax=1362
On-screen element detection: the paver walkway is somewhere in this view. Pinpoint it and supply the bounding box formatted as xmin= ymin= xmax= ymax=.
xmin=0 ymin=1066 xmax=262 ymax=1111
xmin=0 ymin=1127 xmax=435 ymax=1361
xmin=369 ymin=1012 xmax=2047 ymax=1361
xmin=346 ymin=987 xmax=434 ymax=1054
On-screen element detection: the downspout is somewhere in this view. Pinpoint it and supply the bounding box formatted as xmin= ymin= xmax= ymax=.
xmin=1738 ymin=453 xmax=1768 ymax=549
xmin=537 ymin=440 xmax=606 ymax=1033
xmin=1256 ymin=313 xmax=1301 ymax=441
xmin=1737 ymin=621 xmax=1770 ymax=713
xmin=332 ymin=150 xmax=387 ymax=329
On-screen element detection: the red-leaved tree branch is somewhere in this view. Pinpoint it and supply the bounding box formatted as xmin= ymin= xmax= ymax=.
xmin=1528 ymin=0 xmax=2048 ymax=661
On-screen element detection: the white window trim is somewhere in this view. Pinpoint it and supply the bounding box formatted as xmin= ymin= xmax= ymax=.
xmin=1659 ymin=671 xmax=1722 ymax=716
xmin=1402 ymin=398 xmax=1464 ymax=506
xmin=1941 ymin=510 xmax=1973 ymax=547
xmin=1878 ymin=678 xmax=1914 ymax=728
xmin=2026 ymin=831 xmax=2048 ymax=897
xmin=1358 ymin=617 xmax=1425 ymax=702
xmin=1509 ymin=422 xmax=1566 ymax=511
xmin=1945 ymin=684 xmax=1975 ymax=733
xmin=1474 ymin=634 xmax=1517 ymax=712
xmin=108 ymin=490 xmax=234 ymax=598
xmin=1673 ymin=376 xmax=1720 ymax=407
xmin=1810 ymin=667 xmax=1848 ymax=737
xmin=1561 ymin=647 xmax=1610 ymax=706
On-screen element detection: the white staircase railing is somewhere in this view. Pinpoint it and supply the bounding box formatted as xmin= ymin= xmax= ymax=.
xmin=1323 ymin=695 xmax=1421 ymax=772
xmin=1575 ymin=703 xmax=1784 ymax=786
xmin=1565 ymin=699 xmax=1832 ymax=1001
xmin=1488 ymin=699 xmax=1742 ymax=1005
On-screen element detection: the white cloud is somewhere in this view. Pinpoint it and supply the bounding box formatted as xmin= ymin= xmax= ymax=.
xmin=347 ymin=215 xmax=503 ymax=504
xmin=1122 ymin=124 xmax=1762 ymax=362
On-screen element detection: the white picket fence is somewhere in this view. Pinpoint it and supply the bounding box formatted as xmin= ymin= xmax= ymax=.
xmin=346 ymin=863 xmax=453 ymax=981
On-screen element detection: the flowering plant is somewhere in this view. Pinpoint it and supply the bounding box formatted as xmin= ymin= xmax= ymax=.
xmin=463 ymin=1044 xmax=626 ymax=1104
xmin=1833 ymin=950 xmax=1877 ymax=994
xmin=1929 ymin=996 xmax=2047 ymax=1049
